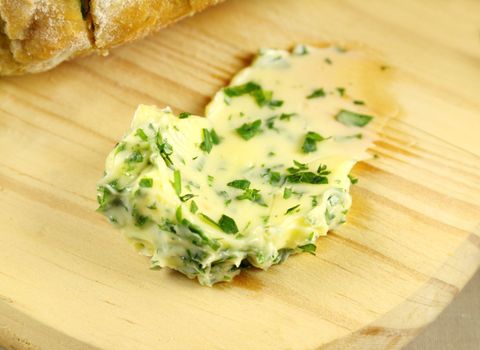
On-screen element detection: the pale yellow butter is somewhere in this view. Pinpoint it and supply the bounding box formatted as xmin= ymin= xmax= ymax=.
xmin=97 ymin=45 xmax=384 ymax=285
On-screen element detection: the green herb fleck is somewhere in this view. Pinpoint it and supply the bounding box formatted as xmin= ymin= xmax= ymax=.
xmin=279 ymin=113 xmax=297 ymax=121
xmin=285 ymin=204 xmax=300 ymax=215
xmin=210 ymin=129 xmax=221 ymax=145
xmin=267 ymin=169 xmax=282 ymax=186
xmin=115 ymin=142 xmax=126 ymax=155
xmin=175 ymin=206 xmax=183 ymax=222
xmin=199 ymin=213 xmax=219 ymax=228
xmin=190 ymin=200 xmax=198 ymax=214
xmin=336 ymin=87 xmax=346 ymax=97
xmin=173 ymin=170 xmax=181 ymax=196
xmin=283 ymin=187 xmax=293 ymax=199
xmin=348 ymin=174 xmax=358 ymax=184
xmin=127 ymin=150 xmax=144 ymax=163
xmin=286 ymin=172 xmax=328 ymax=184
xmin=179 ymin=112 xmax=191 ymax=119
xmin=335 ymin=109 xmax=373 ymax=127
xmin=306 ymin=88 xmax=326 ymax=99
xmin=236 ymin=119 xmax=262 ymax=140
xmin=139 ymin=177 xmax=153 ymax=188
xmin=236 ymin=188 xmax=266 ymax=206
xmin=227 ymin=179 xmax=251 ymax=190
xmin=207 ymin=175 xmax=214 ymax=187
xmin=302 ymin=131 xmax=327 ymax=153
xmin=200 ymin=128 xmax=219 ymax=153
xmin=135 ymin=128 xmax=148 ymax=141
xmin=224 ymin=81 xmax=282 ymax=108
xmin=156 ymin=135 xmax=174 ymax=169
xmin=180 ymin=194 xmax=195 ymax=202
xmin=317 ymin=164 xmax=331 ymax=176
xmin=325 ymin=57 xmax=332 ymax=65
xmin=147 ymin=203 xmax=157 ymax=210
xmin=132 ymin=209 xmax=149 ymax=227
xmin=224 ymin=81 xmax=260 ymax=97
xmin=285 ymin=162 xmax=330 ymax=185
xmin=287 ymin=160 xmax=309 ymax=173
xmin=266 ymin=116 xmax=277 ymax=130
xmin=218 ymin=215 xmax=239 ymax=234
xmin=334 ymin=133 xmax=363 ymax=141
xmin=299 ymin=243 xmax=316 ymax=254
xmin=353 ymin=100 xmax=365 ymax=105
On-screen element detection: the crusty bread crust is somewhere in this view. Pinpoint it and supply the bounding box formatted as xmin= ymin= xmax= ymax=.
xmin=0 ymin=0 xmax=223 ymax=76
xmin=91 ymin=0 xmax=222 ymax=49
xmin=0 ymin=0 xmax=92 ymax=75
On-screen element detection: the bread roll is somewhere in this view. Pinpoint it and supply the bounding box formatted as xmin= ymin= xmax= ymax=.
xmin=91 ymin=0 xmax=223 ymax=49
xmin=0 ymin=0 xmax=92 ymax=75
xmin=0 ymin=0 xmax=223 ymax=76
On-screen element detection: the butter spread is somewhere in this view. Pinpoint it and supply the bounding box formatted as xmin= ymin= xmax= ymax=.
xmin=97 ymin=45 xmax=388 ymax=285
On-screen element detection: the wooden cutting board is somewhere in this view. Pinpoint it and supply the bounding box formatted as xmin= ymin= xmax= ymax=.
xmin=1 ymin=1 xmax=479 ymax=349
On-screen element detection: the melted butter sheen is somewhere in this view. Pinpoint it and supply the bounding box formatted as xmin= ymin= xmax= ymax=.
xmin=97 ymin=45 xmax=393 ymax=285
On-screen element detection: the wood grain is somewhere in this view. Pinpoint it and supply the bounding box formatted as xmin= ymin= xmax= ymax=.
xmin=1 ymin=0 xmax=479 ymax=349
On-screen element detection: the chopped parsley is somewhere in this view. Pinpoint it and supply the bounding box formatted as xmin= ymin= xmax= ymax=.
xmin=178 ymin=112 xmax=191 ymax=119
xmin=268 ymin=170 xmax=282 ymax=186
xmin=114 ymin=142 xmax=126 ymax=155
xmin=127 ymin=150 xmax=144 ymax=163
xmin=334 ymin=133 xmax=363 ymax=141
xmin=139 ymin=177 xmax=153 ymax=188
xmin=227 ymin=179 xmax=251 ymax=190
xmin=324 ymin=57 xmax=332 ymax=65
xmin=156 ymin=135 xmax=174 ymax=169
xmin=285 ymin=204 xmax=300 ymax=215
xmin=207 ymin=175 xmax=214 ymax=187
xmin=175 ymin=206 xmax=183 ymax=222
xmin=224 ymin=81 xmax=282 ymax=108
xmin=180 ymin=194 xmax=195 ymax=202
xmin=285 ymin=161 xmax=330 ymax=184
xmin=132 ymin=208 xmax=149 ymax=227
xmin=200 ymin=128 xmax=220 ymax=153
xmin=224 ymin=81 xmax=260 ymax=97
xmin=147 ymin=203 xmax=157 ymax=210
xmin=335 ymin=110 xmax=373 ymax=127
xmin=353 ymin=100 xmax=365 ymax=105
xmin=266 ymin=116 xmax=277 ymax=130
xmin=306 ymin=88 xmax=326 ymax=99
xmin=283 ymin=187 xmax=293 ymax=199
xmin=199 ymin=213 xmax=219 ymax=228
xmin=236 ymin=188 xmax=266 ymax=206
xmin=279 ymin=112 xmax=297 ymax=121
xmin=173 ymin=170 xmax=181 ymax=196
xmin=348 ymin=174 xmax=358 ymax=184
xmin=301 ymin=131 xmax=328 ymax=153
xmin=336 ymin=87 xmax=346 ymax=97
xmin=236 ymin=119 xmax=262 ymax=140
xmin=218 ymin=215 xmax=239 ymax=234
xmin=135 ymin=128 xmax=148 ymax=141
xmin=299 ymin=243 xmax=316 ymax=254
xmin=287 ymin=160 xmax=309 ymax=173
xmin=190 ymin=200 xmax=198 ymax=214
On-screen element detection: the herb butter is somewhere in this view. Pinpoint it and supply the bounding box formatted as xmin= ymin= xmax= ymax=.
xmin=97 ymin=45 xmax=382 ymax=285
